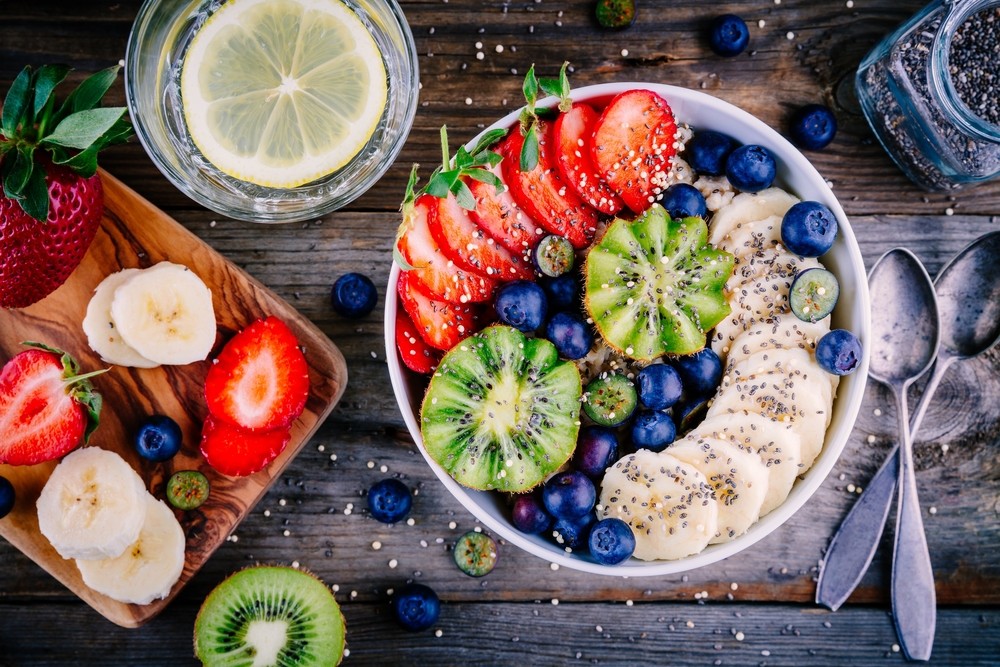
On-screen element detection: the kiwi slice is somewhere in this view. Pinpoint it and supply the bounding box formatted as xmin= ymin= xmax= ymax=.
xmin=421 ymin=325 xmax=582 ymax=492
xmin=583 ymin=373 xmax=637 ymax=426
xmin=585 ymin=205 xmax=734 ymax=359
xmin=194 ymin=566 xmax=345 ymax=667
xmin=790 ymin=267 xmax=839 ymax=323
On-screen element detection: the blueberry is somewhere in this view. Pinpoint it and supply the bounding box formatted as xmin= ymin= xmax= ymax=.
xmin=686 ymin=130 xmax=738 ymax=177
xmin=542 ymin=471 xmax=596 ymax=520
xmin=542 ymin=274 xmax=579 ymax=312
xmin=816 ymin=329 xmax=862 ymax=376
xmin=674 ymin=396 xmax=710 ymax=434
xmin=637 ymin=364 xmax=684 ymax=410
xmin=661 ymin=183 xmax=707 ymax=219
xmin=631 ymin=410 xmax=677 ymax=451
xmin=546 ymin=312 xmax=593 ymax=359
xmin=673 ymin=349 xmax=723 ymax=397
xmin=790 ymin=104 xmax=838 ymax=150
xmin=709 ymin=14 xmax=750 ymax=57
xmin=781 ymin=201 xmax=839 ymax=257
xmin=511 ymin=494 xmax=552 ymax=534
xmin=495 ymin=280 xmax=548 ymax=332
xmin=0 ymin=476 xmax=14 ymax=519
xmin=588 ymin=518 xmax=636 ymax=565
xmin=725 ymin=144 xmax=777 ymax=193
xmin=367 ymin=478 xmax=413 ymax=523
xmin=573 ymin=426 xmax=619 ymax=478
xmin=330 ymin=272 xmax=377 ymax=318
xmin=554 ymin=513 xmax=596 ymax=550
xmin=391 ymin=583 xmax=440 ymax=631
xmin=134 ymin=415 xmax=182 ymax=462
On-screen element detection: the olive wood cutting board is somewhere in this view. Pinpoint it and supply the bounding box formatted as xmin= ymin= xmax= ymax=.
xmin=0 ymin=170 xmax=348 ymax=628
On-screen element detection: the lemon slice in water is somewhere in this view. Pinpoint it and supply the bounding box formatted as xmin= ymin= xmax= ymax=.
xmin=180 ymin=0 xmax=388 ymax=188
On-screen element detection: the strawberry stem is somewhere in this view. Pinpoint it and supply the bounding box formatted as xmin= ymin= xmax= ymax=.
xmin=62 ymin=367 xmax=110 ymax=387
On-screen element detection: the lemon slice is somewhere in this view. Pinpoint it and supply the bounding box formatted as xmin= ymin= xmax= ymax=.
xmin=180 ymin=0 xmax=388 ymax=188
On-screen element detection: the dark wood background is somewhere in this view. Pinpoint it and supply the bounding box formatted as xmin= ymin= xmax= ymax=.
xmin=1 ymin=1 xmax=998 ymax=664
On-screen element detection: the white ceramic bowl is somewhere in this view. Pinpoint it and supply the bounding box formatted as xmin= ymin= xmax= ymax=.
xmin=385 ymin=82 xmax=871 ymax=576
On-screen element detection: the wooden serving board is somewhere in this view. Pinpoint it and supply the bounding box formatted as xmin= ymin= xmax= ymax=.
xmin=0 ymin=170 xmax=348 ymax=628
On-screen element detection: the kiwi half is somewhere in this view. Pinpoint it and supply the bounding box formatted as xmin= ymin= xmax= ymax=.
xmin=421 ymin=325 xmax=582 ymax=492
xmin=585 ymin=205 xmax=734 ymax=360
xmin=194 ymin=566 xmax=345 ymax=667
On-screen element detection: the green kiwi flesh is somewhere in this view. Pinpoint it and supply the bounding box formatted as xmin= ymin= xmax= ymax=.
xmin=421 ymin=325 xmax=582 ymax=492
xmin=194 ymin=566 xmax=345 ymax=667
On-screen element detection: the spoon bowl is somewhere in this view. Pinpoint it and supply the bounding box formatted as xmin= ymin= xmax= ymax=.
xmin=934 ymin=231 xmax=1000 ymax=359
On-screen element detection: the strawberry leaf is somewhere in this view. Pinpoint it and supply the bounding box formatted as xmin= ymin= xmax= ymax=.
xmin=19 ymin=160 xmax=49 ymax=221
xmin=3 ymin=146 xmax=34 ymax=199
xmin=469 ymin=128 xmax=507 ymax=157
xmin=42 ymin=107 xmax=127 ymax=150
xmin=520 ymin=124 xmax=539 ymax=171
xmin=54 ymin=65 xmax=120 ymax=123
xmin=2 ymin=66 xmax=33 ymax=136
xmin=402 ymin=163 xmax=420 ymax=206
xmin=522 ymin=65 xmax=538 ymax=110
xmin=464 ymin=167 xmax=506 ymax=193
xmin=453 ymin=180 xmax=476 ymax=210
xmin=54 ymin=143 xmax=99 ymax=178
xmin=32 ymin=64 xmax=71 ymax=118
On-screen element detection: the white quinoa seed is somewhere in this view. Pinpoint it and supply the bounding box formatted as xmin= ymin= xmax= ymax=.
xmin=758 ymin=19 xmax=766 ymax=28
xmin=283 ymin=529 xmax=291 ymax=537
xmin=292 ymin=561 xmax=299 ymax=568
xmin=279 ymin=498 xmax=287 ymax=506
xmin=435 ymin=629 xmax=443 ymax=638
xmin=736 ymin=631 xmax=745 ymax=641
xmin=626 ymin=599 xmax=634 ymax=606
xmin=449 ymin=521 xmax=457 ymax=529
xmin=551 ymin=598 xmax=559 ymax=605
xmin=786 ymin=31 xmax=795 ymax=40
xmin=550 ymin=563 xmax=559 ymax=571
xmin=389 ymin=559 xmax=398 ymax=568
xmin=366 ymin=461 xmax=375 ymax=469
xmin=929 ymin=506 xmax=938 ymax=515
xmin=621 ymin=48 xmax=629 ymax=57
xmin=372 ymin=541 xmax=382 ymax=550
xmin=407 ymin=518 xmax=416 ymax=526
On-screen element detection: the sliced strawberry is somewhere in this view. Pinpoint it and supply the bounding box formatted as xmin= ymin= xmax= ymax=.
xmin=397 ymin=271 xmax=480 ymax=351
xmin=466 ymin=165 xmax=544 ymax=257
xmin=591 ymin=89 xmax=678 ymax=214
xmin=204 ymin=317 xmax=310 ymax=432
xmin=499 ymin=123 xmax=599 ymax=249
xmin=199 ymin=415 xmax=291 ymax=477
xmin=396 ymin=194 xmax=497 ymax=304
xmin=428 ymin=194 xmax=534 ymax=282
xmin=554 ymin=103 xmax=625 ymax=216
xmin=395 ymin=308 xmax=442 ymax=374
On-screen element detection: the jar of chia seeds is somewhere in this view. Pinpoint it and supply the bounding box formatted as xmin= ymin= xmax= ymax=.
xmin=856 ymin=0 xmax=1000 ymax=190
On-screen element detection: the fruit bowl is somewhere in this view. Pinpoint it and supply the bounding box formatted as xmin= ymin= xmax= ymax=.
xmin=385 ymin=82 xmax=870 ymax=576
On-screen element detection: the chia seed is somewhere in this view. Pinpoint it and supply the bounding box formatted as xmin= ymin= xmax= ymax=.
xmin=949 ymin=8 xmax=1000 ymax=126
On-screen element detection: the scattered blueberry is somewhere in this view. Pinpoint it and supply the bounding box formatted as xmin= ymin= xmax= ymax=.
xmin=546 ymin=312 xmax=593 ymax=360
xmin=542 ymin=471 xmax=597 ymax=520
xmin=534 ymin=235 xmax=575 ymax=277
xmin=816 ymin=329 xmax=863 ymax=376
xmin=631 ymin=410 xmax=677 ymax=451
xmin=367 ymin=478 xmax=412 ymax=523
xmin=391 ymin=583 xmax=440 ymax=631
xmin=573 ymin=426 xmax=619 ymax=479
xmin=661 ymin=183 xmax=707 ymax=219
xmin=0 ymin=476 xmax=14 ymax=519
xmin=673 ymin=349 xmax=723 ymax=397
xmin=686 ymin=130 xmax=738 ymax=176
xmin=781 ymin=201 xmax=839 ymax=257
xmin=134 ymin=415 xmax=182 ymax=462
xmin=637 ymin=364 xmax=684 ymax=410
xmin=709 ymin=14 xmax=750 ymax=57
xmin=588 ymin=518 xmax=636 ymax=565
xmin=495 ymin=280 xmax=548 ymax=332
xmin=330 ymin=272 xmax=377 ymax=318
xmin=554 ymin=513 xmax=596 ymax=550
xmin=512 ymin=494 xmax=552 ymax=534
xmin=790 ymin=104 xmax=838 ymax=150
xmin=542 ymin=274 xmax=579 ymax=312
xmin=725 ymin=144 xmax=777 ymax=193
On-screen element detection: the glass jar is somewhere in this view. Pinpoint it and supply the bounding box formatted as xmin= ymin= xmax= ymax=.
xmin=856 ymin=0 xmax=1000 ymax=191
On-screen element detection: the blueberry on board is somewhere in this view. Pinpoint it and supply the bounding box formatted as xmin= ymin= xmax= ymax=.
xmin=367 ymin=478 xmax=413 ymax=523
xmin=391 ymin=583 xmax=440 ymax=631
xmin=546 ymin=312 xmax=593 ymax=360
xmin=725 ymin=144 xmax=777 ymax=192
xmin=790 ymin=104 xmax=838 ymax=150
xmin=661 ymin=183 xmax=707 ymax=219
xmin=588 ymin=517 xmax=636 ymax=565
xmin=709 ymin=14 xmax=750 ymax=57
xmin=686 ymin=130 xmax=738 ymax=176
xmin=0 ymin=476 xmax=14 ymax=519
xmin=134 ymin=414 xmax=183 ymax=462
xmin=631 ymin=410 xmax=677 ymax=451
xmin=553 ymin=513 xmax=596 ymax=550
xmin=511 ymin=494 xmax=552 ymax=534
xmin=330 ymin=272 xmax=377 ymax=318
xmin=816 ymin=329 xmax=863 ymax=376
xmin=672 ymin=348 xmax=723 ymax=397
xmin=637 ymin=364 xmax=684 ymax=410
xmin=781 ymin=201 xmax=839 ymax=257
xmin=495 ymin=280 xmax=548 ymax=332
xmin=542 ymin=471 xmax=597 ymax=520
xmin=573 ymin=426 xmax=619 ymax=478
xmin=542 ymin=274 xmax=580 ymax=312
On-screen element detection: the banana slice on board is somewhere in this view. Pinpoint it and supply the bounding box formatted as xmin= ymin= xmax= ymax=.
xmin=82 ymin=269 xmax=160 ymax=368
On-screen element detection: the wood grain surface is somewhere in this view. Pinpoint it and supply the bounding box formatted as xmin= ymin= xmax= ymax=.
xmin=1 ymin=0 xmax=999 ymax=664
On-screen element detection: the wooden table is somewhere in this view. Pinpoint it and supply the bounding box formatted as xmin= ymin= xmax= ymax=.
xmin=2 ymin=1 xmax=999 ymax=664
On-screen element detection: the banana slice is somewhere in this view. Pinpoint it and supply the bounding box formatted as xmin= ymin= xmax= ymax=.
xmin=708 ymin=187 xmax=799 ymax=248
xmin=36 ymin=448 xmax=148 ymax=561
xmin=714 ymin=214 xmax=783 ymax=259
xmin=721 ymin=314 xmax=830 ymax=367
xmin=727 ymin=251 xmax=823 ymax=294
xmin=82 ymin=269 xmax=160 ymax=369
xmin=711 ymin=272 xmax=796 ymax=356
xmin=598 ymin=449 xmax=719 ymax=561
xmin=667 ymin=437 xmax=770 ymax=544
xmin=110 ymin=262 xmax=217 ymax=366
xmin=76 ymin=494 xmax=185 ymax=605
xmin=724 ymin=348 xmax=837 ymax=399
xmin=693 ymin=412 xmax=802 ymax=516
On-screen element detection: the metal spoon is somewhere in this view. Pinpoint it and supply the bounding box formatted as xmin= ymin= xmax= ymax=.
xmin=817 ymin=232 xmax=1000 ymax=627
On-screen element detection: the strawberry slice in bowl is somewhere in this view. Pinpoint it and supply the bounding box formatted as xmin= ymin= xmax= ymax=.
xmin=394 ymin=307 xmax=442 ymax=374
xmin=466 ymin=166 xmax=544 ymax=258
xmin=554 ymin=103 xmax=625 ymax=216
xmin=397 ymin=270 xmax=482 ymax=351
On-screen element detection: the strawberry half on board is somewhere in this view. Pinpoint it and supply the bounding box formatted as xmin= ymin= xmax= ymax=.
xmin=0 ymin=343 xmax=105 ymax=466
xmin=199 ymin=415 xmax=293 ymax=478
xmin=0 ymin=64 xmax=132 ymax=308
xmin=591 ymin=89 xmax=678 ymax=214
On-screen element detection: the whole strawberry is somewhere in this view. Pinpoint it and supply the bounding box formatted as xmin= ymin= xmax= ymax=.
xmin=0 ymin=64 xmax=132 ymax=308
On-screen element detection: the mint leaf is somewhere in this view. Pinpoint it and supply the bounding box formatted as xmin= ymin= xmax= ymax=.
xmin=2 ymin=66 xmax=33 ymax=136
xmin=41 ymin=107 xmax=127 ymax=150
xmin=55 ymin=65 xmax=120 ymax=123
xmin=32 ymin=64 xmax=72 ymax=118
xmin=520 ymin=125 xmax=539 ymax=171
xmin=19 ymin=161 xmax=49 ymax=221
